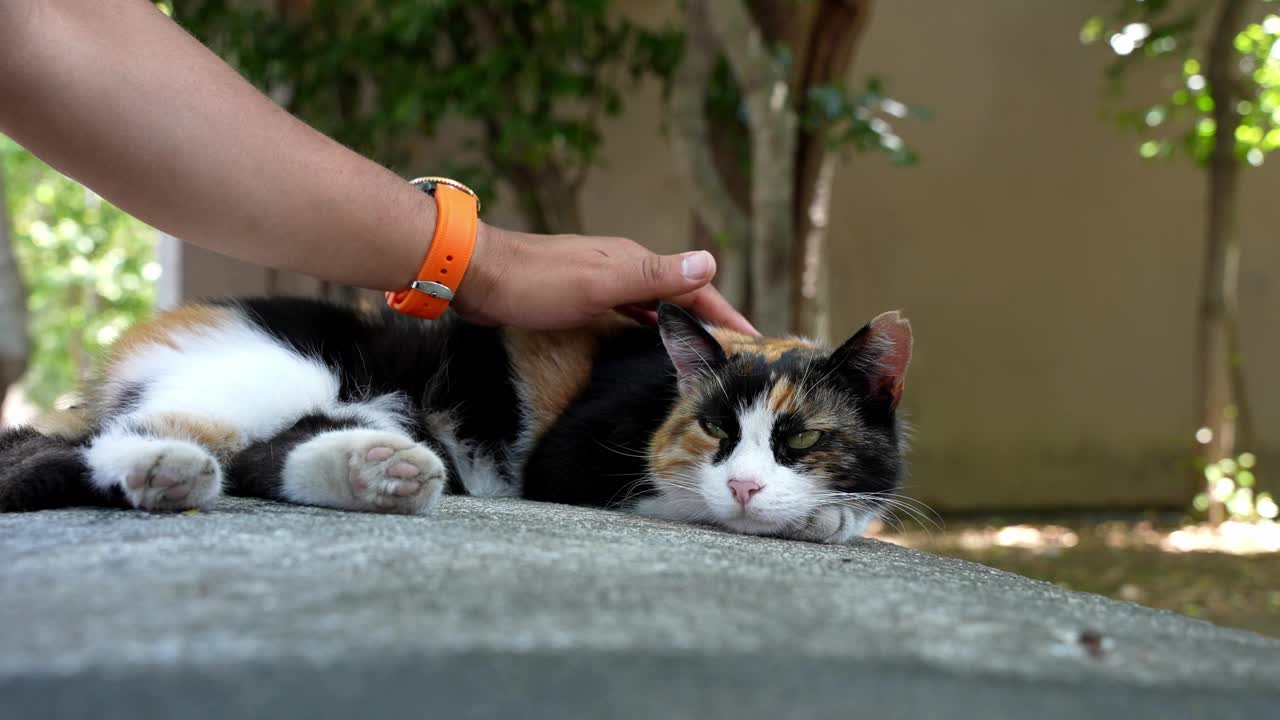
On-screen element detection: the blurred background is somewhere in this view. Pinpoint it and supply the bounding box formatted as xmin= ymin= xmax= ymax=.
xmin=2 ymin=1 xmax=1277 ymax=634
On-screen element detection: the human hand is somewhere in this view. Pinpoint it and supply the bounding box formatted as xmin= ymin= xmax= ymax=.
xmin=452 ymin=223 xmax=757 ymax=335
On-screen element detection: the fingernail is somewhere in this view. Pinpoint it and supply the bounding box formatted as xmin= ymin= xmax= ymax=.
xmin=681 ymin=251 xmax=711 ymax=281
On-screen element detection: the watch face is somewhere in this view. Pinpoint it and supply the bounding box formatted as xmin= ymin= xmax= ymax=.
xmin=409 ymin=176 xmax=481 ymax=211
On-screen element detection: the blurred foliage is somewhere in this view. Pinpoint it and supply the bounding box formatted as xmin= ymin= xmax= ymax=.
xmin=174 ymin=0 xmax=683 ymax=215
xmin=0 ymin=138 xmax=159 ymax=409
xmin=1194 ymin=451 xmax=1278 ymax=520
xmin=704 ymin=55 xmax=925 ymax=175
xmin=804 ymin=75 xmax=929 ymax=166
xmin=175 ymin=0 xmax=922 ymax=226
xmin=1083 ymin=0 xmax=1280 ymax=167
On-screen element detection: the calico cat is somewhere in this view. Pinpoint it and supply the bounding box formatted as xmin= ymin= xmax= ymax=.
xmin=0 ymin=297 xmax=912 ymax=544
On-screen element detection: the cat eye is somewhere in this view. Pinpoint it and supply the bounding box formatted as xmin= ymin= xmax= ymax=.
xmin=786 ymin=430 xmax=823 ymax=450
xmin=703 ymin=421 xmax=730 ymax=440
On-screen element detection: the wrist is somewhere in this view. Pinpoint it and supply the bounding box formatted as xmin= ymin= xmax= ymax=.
xmin=453 ymin=221 xmax=511 ymax=318
xmin=385 ymin=178 xmax=479 ymax=319
xmin=398 ymin=186 xmax=438 ymax=290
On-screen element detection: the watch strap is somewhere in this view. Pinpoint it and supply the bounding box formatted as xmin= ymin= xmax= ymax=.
xmin=385 ymin=180 xmax=479 ymax=319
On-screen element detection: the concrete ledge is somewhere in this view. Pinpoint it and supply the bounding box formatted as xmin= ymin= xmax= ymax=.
xmin=2 ymin=497 xmax=1277 ymax=718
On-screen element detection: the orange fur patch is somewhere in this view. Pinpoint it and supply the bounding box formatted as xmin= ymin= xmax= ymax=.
xmin=134 ymin=412 xmax=243 ymax=458
xmin=32 ymin=409 xmax=92 ymax=438
xmin=676 ymin=425 xmax=717 ymax=457
xmin=648 ymin=401 xmax=692 ymax=454
xmin=710 ymin=328 xmax=819 ymax=361
xmin=505 ymin=313 xmax=637 ymax=442
xmin=768 ymin=377 xmax=799 ymax=414
xmin=102 ymin=305 xmax=235 ymax=372
xmin=649 ymin=401 xmax=715 ymax=479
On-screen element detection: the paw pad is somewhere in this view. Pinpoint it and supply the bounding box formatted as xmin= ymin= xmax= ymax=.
xmin=111 ymin=440 xmax=222 ymax=511
xmin=284 ymin=430 xmax=445 ymax=515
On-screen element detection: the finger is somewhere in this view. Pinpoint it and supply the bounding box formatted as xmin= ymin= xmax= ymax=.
xmin=600 ymin=250 xmax=717 ymax=307
xmin=616 ymin=303 xmax=659 ymax=326
xmin=677 ymin=286 xmax=759 ymax=336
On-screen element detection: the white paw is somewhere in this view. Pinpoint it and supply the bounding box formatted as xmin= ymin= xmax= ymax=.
xmin=281 ymin=429 xmax=446 ymax=514
xmin=88 ymin=436 xmax=222 ymax=511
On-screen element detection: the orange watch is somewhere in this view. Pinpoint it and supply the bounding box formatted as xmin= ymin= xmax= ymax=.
xmin=384 ymin=176 xmax=481 ymax=320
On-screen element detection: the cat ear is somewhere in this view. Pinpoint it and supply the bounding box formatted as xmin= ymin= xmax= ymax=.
xmin=657 ymin=303 xmax=727 ymax=395
xmin=827 ymin=311 xmax=912 ymax=411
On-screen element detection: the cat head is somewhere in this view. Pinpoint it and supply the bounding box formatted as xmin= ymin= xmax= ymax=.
xmin=639 ymin=303 xmax=912 ymax=544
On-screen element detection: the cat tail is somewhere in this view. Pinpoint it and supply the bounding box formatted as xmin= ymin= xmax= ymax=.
xmin=0 ymin=421 xmax=127 ymax=512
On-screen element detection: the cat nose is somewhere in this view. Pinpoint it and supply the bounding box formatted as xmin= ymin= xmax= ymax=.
xmin=727 ymin=478 xmax=762 ymax=507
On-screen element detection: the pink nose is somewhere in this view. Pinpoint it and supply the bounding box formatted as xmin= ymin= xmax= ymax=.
xmin=727 ymin=478 xmax=762 ymax=507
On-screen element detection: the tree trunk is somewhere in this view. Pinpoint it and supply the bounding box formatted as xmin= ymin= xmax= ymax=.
xmin=703 ymin=0 xmax=797 ymax=336
xmin=797 ymin=154 xmax=838 ymax=342
xmin=669 ymin=0 xmax=753 ymax=309
xmin=744 ymin=95 xmax=797 ymax=336
xmin=670 ymin=0 xmax=870 ymax=336
xmin=1197 ymin=0 xmax=1248 ymax=519
xmin=0 ymin=169 xmax=30 ymax=401
xmin=692 ymin=218 xmax=750 ymax=310
xmin=788 ymin=0 xmax=873 ymax=341
xmin=504 ymin=161 xmax=586 ymax=235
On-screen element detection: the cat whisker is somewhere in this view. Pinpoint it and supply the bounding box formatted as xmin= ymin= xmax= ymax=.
xmin=604 ymin=472 xmax=689 ymax=507
xmin=856 ymin=491 xmax=944 ymax=530
xmin=824 ymin=496 xmax=902 ymax=533
xmin=863 ymin=499 xmax=938 ymax=535
xmin=593 ymin=438 xmax=651 ymax=460
xmin=608 ymin=483 xmax=661 ymax=507
xmin=656 ymin=480 xmax=704 ymax=494
xmin=609 ymin=475 xmax=650 ymax=493
xmin=807 ymin=493 xmax=928 ymax=534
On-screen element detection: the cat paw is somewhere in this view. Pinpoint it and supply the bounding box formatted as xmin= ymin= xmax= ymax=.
xmin=346 ymin=437 xmax=446 ymax=513
xmin=88 ymin=437 xmax=223 ymax=511
xmin=794 ymin=505 xmax=872 ymax=544
xmin=282 ymin=429 xmax=446 ymax=514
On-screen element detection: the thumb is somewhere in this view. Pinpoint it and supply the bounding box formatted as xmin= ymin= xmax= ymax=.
xmin=609 ymin=251 xmax=717 ymax=305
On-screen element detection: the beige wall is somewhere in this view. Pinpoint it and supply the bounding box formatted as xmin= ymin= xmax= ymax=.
xmin=830 ymin=1 xmax=1279 ymax=510
xmin=181 ymin=1 xmax=1280 ymax=511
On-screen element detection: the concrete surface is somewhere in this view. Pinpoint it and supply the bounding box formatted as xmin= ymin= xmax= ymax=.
xmin=1 ymin=496 xmax=1278 ymax=719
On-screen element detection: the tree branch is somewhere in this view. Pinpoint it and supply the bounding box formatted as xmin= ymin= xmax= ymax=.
xmin=668 ymin=0 xmax=750 ymax=248
xmin=703 ymin=0 xmax=785 ymax=99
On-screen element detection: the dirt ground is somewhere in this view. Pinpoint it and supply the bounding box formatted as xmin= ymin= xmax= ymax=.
xmin=873 ymin=517 xmax=1280 ymax=638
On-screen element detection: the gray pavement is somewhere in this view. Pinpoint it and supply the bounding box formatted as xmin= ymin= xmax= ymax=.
xmin=1 ymin=496 xmax=1277 ymax=718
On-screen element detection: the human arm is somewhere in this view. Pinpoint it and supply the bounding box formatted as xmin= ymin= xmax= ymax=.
xmin=0 ymin=0 xmax=755 ymax=333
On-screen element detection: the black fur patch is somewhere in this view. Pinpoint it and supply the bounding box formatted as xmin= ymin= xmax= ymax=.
xmin=225 ymin=414 xmax=361 ymax=500
xmin=226 ymin=298 xmax=520 ymax=489
xmin=523 ymin=324 xmax=677 ymax=507
xmin=0 ymin=427 xmax=126 ymax=511
xmin=109 ymin=382 xmax=146 ymax=417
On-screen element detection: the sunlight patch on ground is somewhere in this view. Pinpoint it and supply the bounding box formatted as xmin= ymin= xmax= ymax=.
xmin=1161 ymin=521 xmax=1280 ymax=554
xmin=874 ymin=519 xmax=1280 ymax=556
xmin=872 ymin=523 xmax=1080 ymax=553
